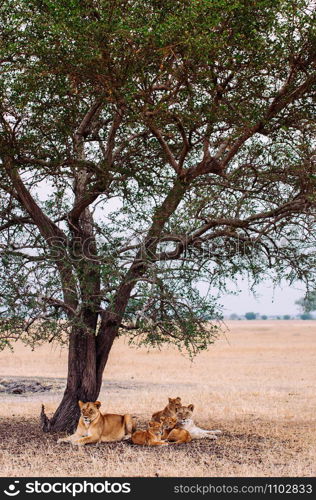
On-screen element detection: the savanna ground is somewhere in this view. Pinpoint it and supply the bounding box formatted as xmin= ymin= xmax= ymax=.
xmin=0 ymin=321 xmax=315 ymax=477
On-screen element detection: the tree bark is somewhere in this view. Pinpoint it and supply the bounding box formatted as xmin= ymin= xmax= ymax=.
xmin=41 ymin=320 xmax=100 ymax=433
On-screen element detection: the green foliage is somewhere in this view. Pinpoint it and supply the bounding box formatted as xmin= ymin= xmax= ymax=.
xmin=0 ymin=0 xmax=316 ymax=355
xmin=295 ymin=291 xmax=316 ymax=313
xmin=300 ymin=312 xmax=313 ymax=320
xmin=245 ymin=312 xmax=257 ymax=320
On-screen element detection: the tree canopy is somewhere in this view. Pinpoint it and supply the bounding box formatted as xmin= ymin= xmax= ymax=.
xmin=0 ymin=0 xmax=316 ymax=430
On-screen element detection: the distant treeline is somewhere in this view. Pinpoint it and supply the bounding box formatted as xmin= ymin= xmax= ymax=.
xmin=228 ymin=313 xmax=315 ymax=320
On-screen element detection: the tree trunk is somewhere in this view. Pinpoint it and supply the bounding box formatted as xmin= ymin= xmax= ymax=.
xmin=40 ymin=310 xmax=126 ymax=433
xmin=41 ymin=320 xmax=101 ymax=433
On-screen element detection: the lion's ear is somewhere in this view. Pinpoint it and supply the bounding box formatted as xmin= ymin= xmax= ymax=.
xmin=160 ymin=416 xmax=166 ymax=421
xmin=94 ymin=401 xmax=101 ymax=409
xmin=78 ymin=400 xmax=84 ymax=409
xmin=176 ymin=397 xmax=181 ymax=402
xmin=168 ymin=397 xmax=173 ymax=403
xmin=188 ymin=404 xmax=194 ymax=412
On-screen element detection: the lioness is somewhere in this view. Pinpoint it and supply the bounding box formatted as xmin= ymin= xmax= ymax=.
xmin=176 ymin=404 xmax=222 ymax=440
xmin=131 ymin=420 xmax=168 ymax=446
xmin=152 ymin=397 xmax=182 ymax=422
xmin=57 ymin=401 xmax=136 ymax=446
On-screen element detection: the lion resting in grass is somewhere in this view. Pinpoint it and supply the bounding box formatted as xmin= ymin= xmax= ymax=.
xmin=160 ymin=416 xmax=192 ymax=444
xmin=151 ymin=397 xmax=182 ymax=422
xmin=57 ymin=401 xmax=136 ymax=446
xmin=131 ymin=420 xmax=168 ymax=446
xmin=176 ymin=404 xmax=222 ymax=440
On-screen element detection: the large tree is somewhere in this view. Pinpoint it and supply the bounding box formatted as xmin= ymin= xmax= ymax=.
xmin=0 ymin=0 xmax=315 ymax=432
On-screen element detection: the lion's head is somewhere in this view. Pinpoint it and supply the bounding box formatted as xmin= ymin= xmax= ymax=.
xmin=160 ymin=415 xmax=177 ymax=430
xmin=168 ymin=397 xmax=182 ymax=412
xmin=147 ymin=420 xmax=163 ymax=437
xmin=176 ymin=404 xmax=194 ymax=423
xmin=78 ymin=400 xmax=101 ymax=425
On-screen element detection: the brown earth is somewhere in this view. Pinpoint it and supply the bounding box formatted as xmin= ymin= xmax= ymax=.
xmin=0 ymin=321 xmax=315 ymax=477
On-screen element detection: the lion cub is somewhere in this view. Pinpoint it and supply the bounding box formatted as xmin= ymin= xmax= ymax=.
xmin=167 ymin=427 xmax=192 ymax=444
xmin=152 ymin=397 xmax=182 ymax=422
xmin=176 ymin=404 xmax=222 ymax=440
xmin=160 ymin=416 xmax=192 ymax=444
xmin=57 ymin=401 xmax=135 ymax=446
xmin=131 ymin=420 xmax=168 ymax=446
xmin=160 ymin=415 xmax=178 ymax=439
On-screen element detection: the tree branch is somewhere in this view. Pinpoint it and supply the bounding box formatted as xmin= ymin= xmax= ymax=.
xmin=147 ymin=123 xmax=181 ymax=174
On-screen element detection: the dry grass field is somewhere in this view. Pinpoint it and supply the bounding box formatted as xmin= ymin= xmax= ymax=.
xmin=0 ymin=320 xmax=315 ymax=477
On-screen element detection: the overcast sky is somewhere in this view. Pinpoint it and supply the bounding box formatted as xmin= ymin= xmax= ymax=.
xmin=217 ymin=278 xmax=305 ymax=316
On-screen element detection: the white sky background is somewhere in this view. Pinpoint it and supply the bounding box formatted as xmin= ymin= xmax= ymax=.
xmin=216 ymin=279 xmax=305 ymax=316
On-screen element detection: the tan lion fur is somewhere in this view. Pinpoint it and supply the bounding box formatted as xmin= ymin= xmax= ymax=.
xmin=151 ymin=397 xmax=182 ymax=422
xmin=57 ymin=401 xmax=136 ymax=446
xmin=131 ymin=420 xmax=168 ymax=446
